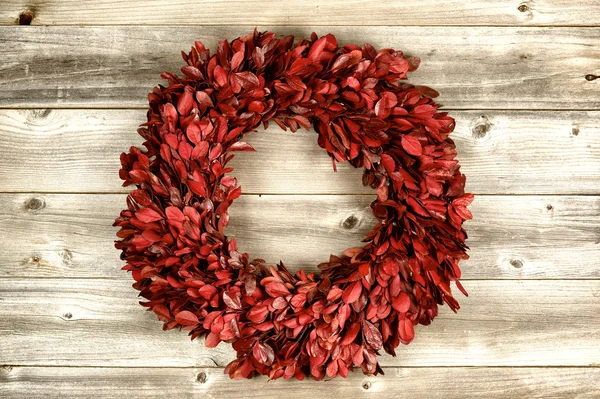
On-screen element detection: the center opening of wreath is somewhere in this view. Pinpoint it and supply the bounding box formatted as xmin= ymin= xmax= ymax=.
xmin=225 ymin=126 xmax=376 ymax=274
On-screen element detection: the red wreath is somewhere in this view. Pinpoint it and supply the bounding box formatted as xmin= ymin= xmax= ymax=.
xmin=114 ymin=30 xmax=473 ymax=380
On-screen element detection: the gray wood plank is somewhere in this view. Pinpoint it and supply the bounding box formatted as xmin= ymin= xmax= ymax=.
xmin=1 ymin=366 xmax=599 ymax=399
xmin=1 ymin=193 xmax=599 ymax=279
xmin=2 ymin=0 xmax=600 ymax=26
xmin=1 ymin=109 xmax=599 ymax=195
xmin=0 ymin=27 xmax=599 ymax=109
xmin=0 ymin=279 xmax=598 ymax=367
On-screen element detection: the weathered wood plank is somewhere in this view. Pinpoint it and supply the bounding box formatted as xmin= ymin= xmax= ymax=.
xmin=1 ymin=366 xmax=599 ymax=399
xmin=0 ymin=279 xmax=598 ymax=367
xmin=1 ymin=193 xmax=599 ymax=279
xmin=2 ymin=1 xmax=600 ymax=26
xmin=0 ymin=27 xmax=599 ymax=109
xmin=1 ymin=110 xmax=599 ymax=195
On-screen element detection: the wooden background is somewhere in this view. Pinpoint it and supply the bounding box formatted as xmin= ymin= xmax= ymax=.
xmin=1 ymin=1 xmax=599 ymax=398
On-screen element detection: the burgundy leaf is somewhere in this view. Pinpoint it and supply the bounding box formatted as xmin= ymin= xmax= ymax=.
xmin=398 ymin=317 xmax=415 ymax=344
xmin=229 ymin=141 xmax=256 ymax=152
xmin=175 ymin=310 xmax=199 ymax=326
xmin=177 ymin=91 xmax=194 ymax=116
xmin=136 ymin=208 xmax=163 ymax=223
xmin=213 ymin=65 xmax=228 ymax=86
xmin=401 ymin=135 xmax=423 ymax=156
xmin=392 ymin=292 xmax=410 ymax=313
xmin=342 ymin=281 xmax=362 ymax=304
xmin=234 ymin=71 xmax=260 ymax=89
xmin=362 ymin=319 xmax=383 ymax=350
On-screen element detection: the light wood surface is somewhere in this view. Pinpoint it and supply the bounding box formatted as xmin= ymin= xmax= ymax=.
xmin=1 ymin=279 xmax=598 ymax=367
xmin=0 ymin=27 xmax=599 ymax=109
xmin=2 ymin=367 xmax=599 ymax=399
xmin=1 ymin=193 xmax=599 ymax=279
xmin=1 ymin=109 xmax=599 ymax=194
xmin=2 ymin=1 xmax=600 ymax=26
xmin=0 ymin=5 xmax=599 ymax=398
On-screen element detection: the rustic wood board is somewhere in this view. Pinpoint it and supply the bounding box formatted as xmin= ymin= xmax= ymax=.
xmin=2 ymin=1 xmax=600 ymax=26
xmin=1 ymin=193 xmax=599 ymax=279
xmin=2 ymin=366 xmax=599 ymax=399
xmin=1 ymin=27 xmax=599 ymax=109
xmin=1 ymin=9 xmax=599 ymax=397
xmin=1 ymin=278 xmax=598 ymax=368
xmin=1 ymin=109 xmax=599 ymax=195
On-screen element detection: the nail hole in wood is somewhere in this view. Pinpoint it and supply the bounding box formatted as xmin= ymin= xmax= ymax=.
xmin=517 ymin=4 xmax=529 ymax=12
xmin=585 ymin=74 xmax=598 ymax=81
xmin=18 ymin=10 xmax=34 ymax=25
xmin=510 ymin=259 xmax=523 ymax=268
xmin=196 ymin=371 xmax=207 ymax=384
xmin=63 ymin=312 xmax=73 ymax=319
xmin=343 ymin=215 xmax=359 ymax=229
xmin=362 ymin=381 xmax=372 ymax=390
xmin=24 ymin=197 xmax=45 ymax=212
xmin=546 ymin=204 xmax=553 ymax=211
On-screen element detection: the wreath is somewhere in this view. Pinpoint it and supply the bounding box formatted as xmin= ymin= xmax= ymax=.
xmin=114 ymin=29 xmax=473 ymax=380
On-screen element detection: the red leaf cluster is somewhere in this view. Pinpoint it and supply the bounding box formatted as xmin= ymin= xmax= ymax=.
xmin=114 ymin=30 xmax=473 ymax=381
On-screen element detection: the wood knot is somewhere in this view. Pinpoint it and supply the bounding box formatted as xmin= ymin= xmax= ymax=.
xmin=510 ymin=259 xmax=524 ymax=269
xmin=24 ymin=197 xmax=45 ymax=212
xmin=585 ymin=74 xmax=598 ymax=81
xmin=58 ymin=249 xmax=73 ymax=265
xmin=362 ymin=381 xmax=372 ymax=390
xmin=18 ymin=10 xmax=34 ymax=25
xmin=571 ymin=127 xmax=580 ymax=137
xmin=26 ymin=109 xmax=51 ymax=120
xmin=63 ymin=312 xmax=73 ymax=319
xmin=471 ymin=115 xmax=493 ymax=139
xmin=342 ymin=215 xmax=359 ymax=229
xmin=517 ymin=4 xmax=529 ymax=12
xmin=196 ymin=371 xmax=207 ymax=384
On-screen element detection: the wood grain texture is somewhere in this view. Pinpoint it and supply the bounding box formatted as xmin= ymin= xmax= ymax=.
xmin=0 ymin=4 xmax=598 ymax=396
xmin=2 ymin=366 xmax=599 ymax=399
xmin=1 ymin=193 xmax=599 ymax=279
xmin=1 ymin=109 xmax=599 ymax=195
xmin=1 ymin=278 xmax=598 ymax=367
xmin=1 ymin=27 xmax=599 ymax=109
xmin=2 ymin=1 xmax=600 ymax=26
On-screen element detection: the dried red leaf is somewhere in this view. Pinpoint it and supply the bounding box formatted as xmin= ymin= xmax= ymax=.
xmin=392 ymin=292 xmax=410 ymax=313
xmin=342 ymin=281 xmax=362 ymax=304
xmin=234 ymin=72 xmax=260 ymax=89
xmin=136 ymin=208 xmax=163 ymax=223
xmin=175 ymin=310 xmax=199 ymax=326
xmin=401 ymin=135 xmax=422 ymax=156
xmin=398 ymin=317 xmax=415 ymax=344
xmin=362 ymin=319 xmax=383 ymax=350
xmin=214 ymin=65 xmax=228 ymax=86
xmin=177 ymin=91 xmax=194 ymax=116
xmin=205 ymin=332 xmax=222 ymax=348
xmin=229 ymin=142 xmax=256 ymax=152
